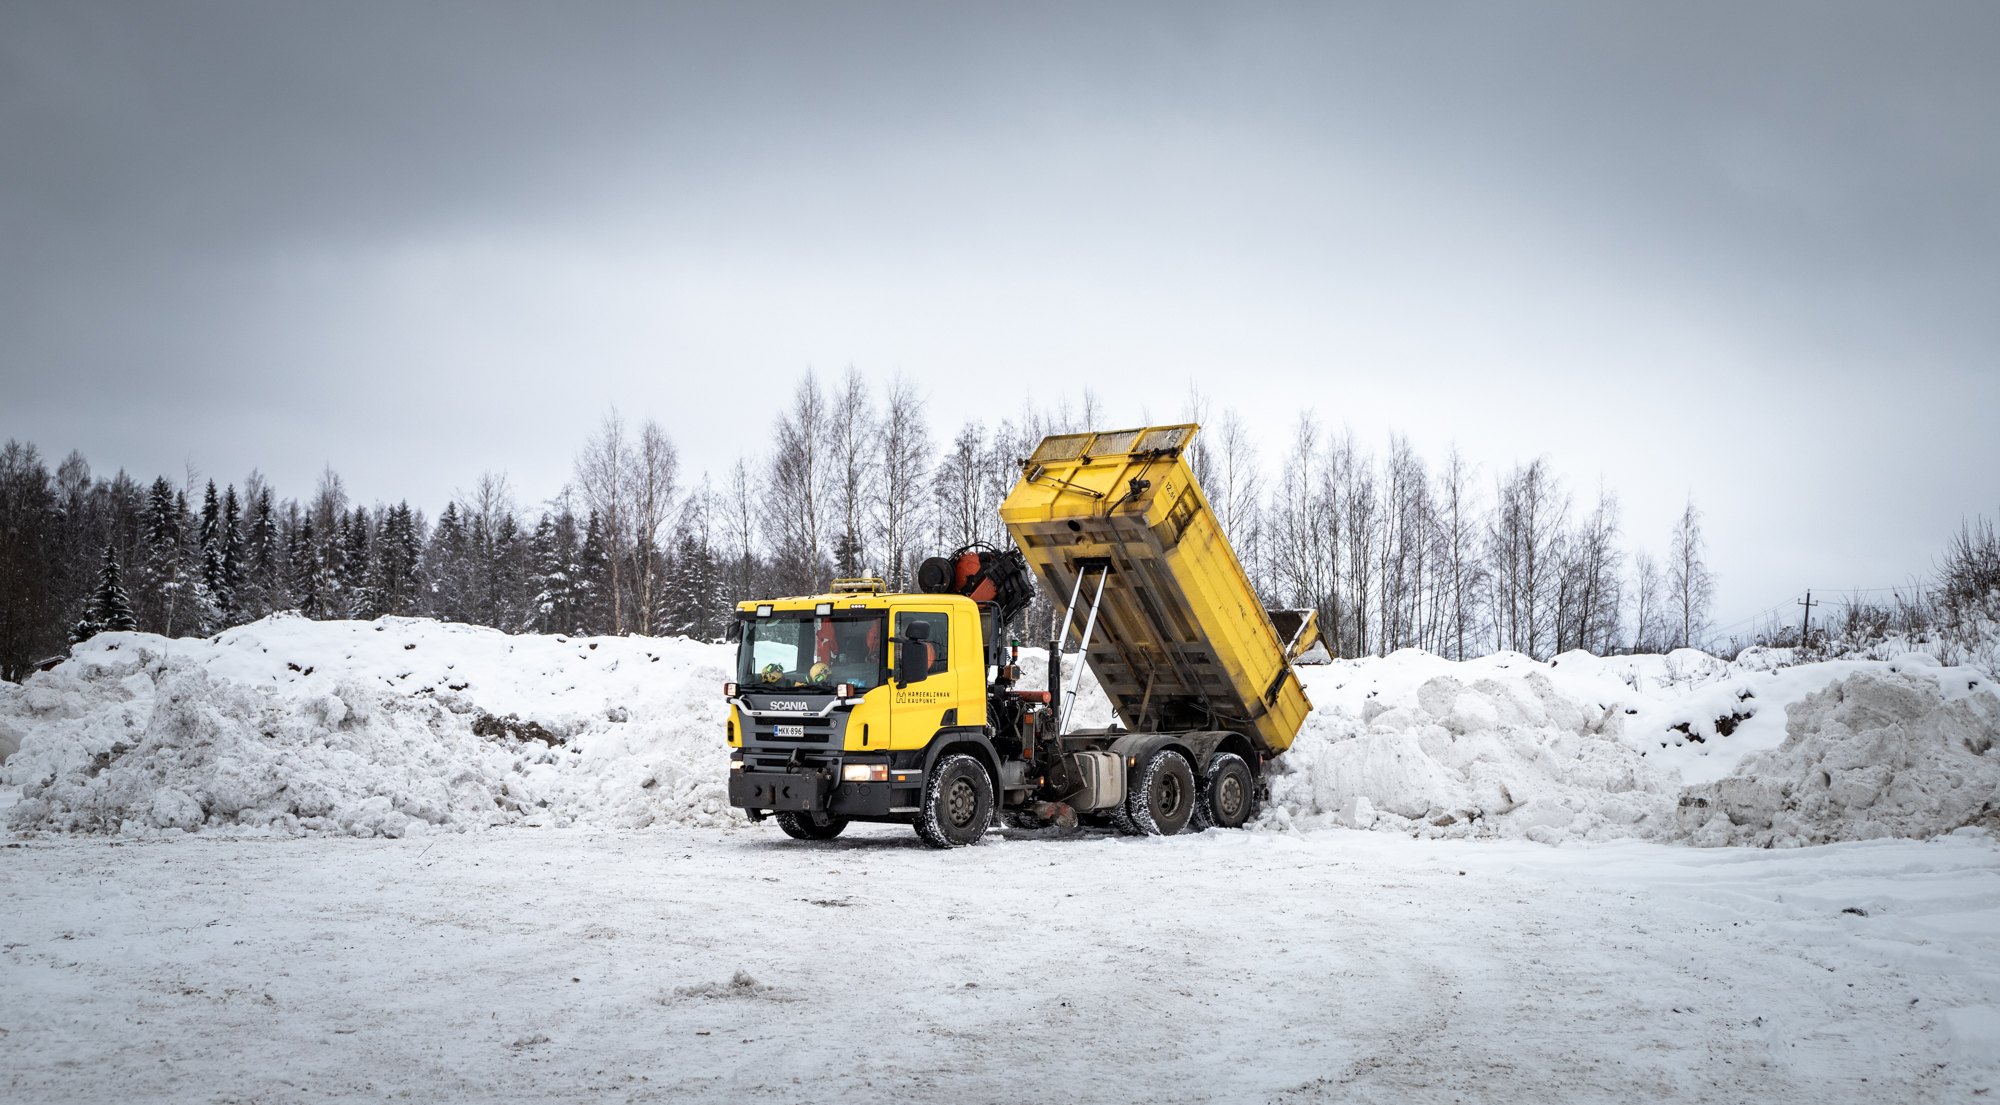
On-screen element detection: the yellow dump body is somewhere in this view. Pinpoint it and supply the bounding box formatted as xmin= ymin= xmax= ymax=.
xmin=999 ymin=424 xmax=1313 ymax=755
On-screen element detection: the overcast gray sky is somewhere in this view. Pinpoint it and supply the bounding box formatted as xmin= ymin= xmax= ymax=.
xmin=3 ymin=1 xmax=1996 ymax=638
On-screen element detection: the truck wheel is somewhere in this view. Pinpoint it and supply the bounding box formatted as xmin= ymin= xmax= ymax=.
xmin=1199 ymin=752 xmax=1255 ymax=830
xmin=1127 ymin=749 xmax=1196 ymax=836
xmin=775 ymin=812 xmax=848 ymax=840
xmin=915 ymin=753 xmax=992 ymax=848
xmin=1109 ymin=802 xmax=1140 ymax=836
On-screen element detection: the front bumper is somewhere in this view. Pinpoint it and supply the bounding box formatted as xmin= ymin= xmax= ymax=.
xmin=728 ymin=770 xmax=829 ymax=812
xmin=728 ymin=760 xmax=924 ymax=818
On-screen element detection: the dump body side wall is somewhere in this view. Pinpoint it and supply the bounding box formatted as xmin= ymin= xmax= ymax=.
xmin=998 ymin=425 xmax=1311 ymax=755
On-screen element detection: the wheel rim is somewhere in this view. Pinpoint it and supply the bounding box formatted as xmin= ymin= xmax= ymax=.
xmin=1158 ymin=771 xmax=1184 ymax=819
xmin=946 ymin=778 xmax=978 ymax=828
xmin=1217 ymin=774 xmax=1245 ymax=821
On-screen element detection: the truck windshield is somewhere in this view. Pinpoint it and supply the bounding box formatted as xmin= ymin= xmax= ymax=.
xmin=736 ymin=612 xmax=887 ymax=693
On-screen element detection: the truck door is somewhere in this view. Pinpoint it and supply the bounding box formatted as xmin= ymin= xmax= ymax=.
xmin=890 ymin=608 xmax=957 ymax=750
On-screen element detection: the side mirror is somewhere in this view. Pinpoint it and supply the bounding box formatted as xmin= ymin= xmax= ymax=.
xmin=895 ymin=644 xmax=928 ymax=685
xmin=725 ymin=620 xmax=743 ymax=643
xmin=895 ymin=622 xmax=931 ymax=685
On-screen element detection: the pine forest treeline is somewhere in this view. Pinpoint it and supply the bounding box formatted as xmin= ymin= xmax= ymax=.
xmin=2 ymin=368 xmax=1726 ymax=681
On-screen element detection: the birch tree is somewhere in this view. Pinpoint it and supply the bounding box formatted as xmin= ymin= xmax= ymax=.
xmin=1668 ymin=497 xmax=1715 ymax=649
xmin=574 ymin=409 xmax=632 ymax=633
xmin=765 ymin=371 xmax=830 ymax=594
xmin=829 ymin=369 xmax=875 ymax=577
xmin=878 ymin=375 xmax=930 ymax=590
xmin=628 ymin=420 xmax=679 ymax=634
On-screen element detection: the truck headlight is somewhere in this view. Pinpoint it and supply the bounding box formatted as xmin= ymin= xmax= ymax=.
xmin=841 ymin=764 xmax=887 ymax=783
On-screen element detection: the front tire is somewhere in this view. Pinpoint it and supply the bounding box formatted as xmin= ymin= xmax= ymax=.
xmin=1127 ymin=749 xmax=1196 ymax=836
xmin=915 ymin=753 xmax=992 ymax=848
xmin=775 ymin=811 xmax=848 ymax=840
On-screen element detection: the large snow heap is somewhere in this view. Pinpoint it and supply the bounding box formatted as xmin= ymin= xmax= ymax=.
xmin=1266 ymin=647 xmax=1998 ymax=846
xmin=1 ymin=616 xmax=1994 ymax=845
xmin=0 ymin=616 xmax=735 ymax=837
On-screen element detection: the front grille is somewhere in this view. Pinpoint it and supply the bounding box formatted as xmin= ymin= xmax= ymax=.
xmin=753 ymin=716 xmax=835 ymax=743
xmin=743 ymin=752 xmax=837 ymax=773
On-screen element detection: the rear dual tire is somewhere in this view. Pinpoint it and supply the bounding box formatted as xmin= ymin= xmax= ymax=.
xmin=1125 ymin=749 xmax=1197 ymax=836
xmin=1121 ymin=748 xmax=1256 ymax=836
xmin=1197 ymin=752 xmax=1256 ymax=830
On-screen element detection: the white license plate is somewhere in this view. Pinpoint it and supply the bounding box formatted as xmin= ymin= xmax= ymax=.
xmin=774 ymin=724 xmax=805 ymax=738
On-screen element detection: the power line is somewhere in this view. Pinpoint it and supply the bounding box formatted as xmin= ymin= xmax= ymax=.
xmin=1709 ymin=591 xmax=1807 ymax=638
xmin=1711 ymin=582 xmax=1938 ymax=642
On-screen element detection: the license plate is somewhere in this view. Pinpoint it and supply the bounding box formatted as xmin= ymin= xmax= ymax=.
xmin=774 ymin=724 xmax=805 ymax=738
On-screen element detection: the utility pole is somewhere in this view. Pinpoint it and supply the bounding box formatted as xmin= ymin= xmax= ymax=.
xmin=1798 ymin=590 xmax=1816 ymax=649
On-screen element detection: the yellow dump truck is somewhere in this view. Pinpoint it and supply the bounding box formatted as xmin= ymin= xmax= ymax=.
xmin=724 ymin=424 xmax=1317 ymax=847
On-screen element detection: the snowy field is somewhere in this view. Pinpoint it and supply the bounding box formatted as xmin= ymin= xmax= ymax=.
xmin=2 ymin=616 xmax=1997 ymax=1102
xmin=3 ymin=826 xmax=1996 ymax=1104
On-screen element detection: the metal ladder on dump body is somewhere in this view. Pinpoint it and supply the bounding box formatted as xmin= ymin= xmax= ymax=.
xmin=1052 ymin=559 xmax=1112 ymax=735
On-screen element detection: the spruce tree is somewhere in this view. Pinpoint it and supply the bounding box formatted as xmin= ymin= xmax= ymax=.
xmin=575 ymin=510 xmax=610 ymax=635
xmin=661 ymin=529 xmax=724 ymax=639
xmin=528 ymin=513 xmax=571 ymax=634
xmin=291 ymin=517 xmax=321 ymax=618
xmin=423 ymin=503 xmax=469 ymax=622
xmin=339 ymin=506 xmax=372 ymax=617
xmin=369 ymin=501 xmax=422 ymax=616
xmin=73 ymin=543 xmax=138 ymax=642
xmin=197 ymin=480 xmax=236 ymax=621
xmin=141 ymin=477 xmax=182 ymax=633
xmin=487 ymin=513 xmax=527 ymax=630
xmin=245 ymin=486 xmax=279 ymax=618
xmin=220 ymin=485 xmax=243 ymax=622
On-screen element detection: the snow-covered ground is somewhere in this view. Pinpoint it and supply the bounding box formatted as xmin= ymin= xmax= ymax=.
xmin=2 ymin=826 xmax=1995 ymax=1103
xmin=3 ymin=617 xmax=1997 ymax=1101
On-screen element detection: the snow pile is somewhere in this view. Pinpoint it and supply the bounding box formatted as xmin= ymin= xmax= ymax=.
xmin=1675 ymin=664 xmax=2000 ymax=847
xmin=1 ymin=617 xmax=737 ymax=836
xmin=1266 ymin=646 xmax=1999 ymax=845
xmin=1266 ymin=652 xmax=1678 ymax=843
xmin=4 ymin=615 xmax=1994 ymax=846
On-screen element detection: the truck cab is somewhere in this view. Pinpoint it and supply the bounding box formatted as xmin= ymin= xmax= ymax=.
xmin=725 ymin=582 xmax=1014 ymax=846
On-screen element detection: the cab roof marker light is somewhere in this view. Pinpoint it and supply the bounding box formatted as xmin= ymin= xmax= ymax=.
xmin=756 ymin=604 xmax=773 ymax=618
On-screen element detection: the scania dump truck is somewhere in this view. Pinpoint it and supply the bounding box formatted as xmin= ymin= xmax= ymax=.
xmin=723 ymin=423 xmax=1320 ymax=847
